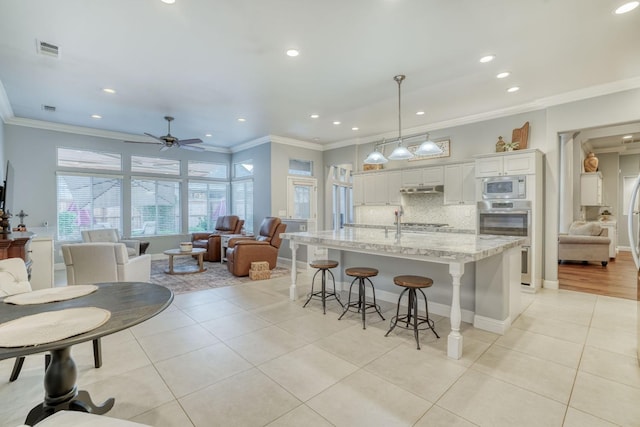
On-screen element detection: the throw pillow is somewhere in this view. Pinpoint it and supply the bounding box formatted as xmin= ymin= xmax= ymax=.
xmin=568 ymin=221 xmax=602 ymax=236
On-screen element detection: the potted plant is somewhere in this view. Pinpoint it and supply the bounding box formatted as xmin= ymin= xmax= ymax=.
xmin=504 ymin=141 xmax=519 ymax=151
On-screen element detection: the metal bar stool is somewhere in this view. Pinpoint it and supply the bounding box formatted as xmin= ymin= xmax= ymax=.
xmin=339 ymin=267 xmax=385 ymax=329
xmin=385 ymin=275 xmax=440 ymax=349
xmin=303 ymin=259 xmax=343 ymax=314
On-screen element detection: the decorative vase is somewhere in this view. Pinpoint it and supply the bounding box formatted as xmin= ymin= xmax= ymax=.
xmin=584 ymin=152 xmax=598 ymax=172
xmin=496 ymin=136 xmax=506 ymax=152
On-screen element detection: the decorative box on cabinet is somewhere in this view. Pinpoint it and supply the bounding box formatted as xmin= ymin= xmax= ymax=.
xmin=581 ymin=172 xmax=603 ymax=206
xmin=444 ymin=163 xmax=476 ymax=205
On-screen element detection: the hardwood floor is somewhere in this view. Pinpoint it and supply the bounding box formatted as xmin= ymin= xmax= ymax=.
xmin=558 ymin=250 xmax=638 ymax=300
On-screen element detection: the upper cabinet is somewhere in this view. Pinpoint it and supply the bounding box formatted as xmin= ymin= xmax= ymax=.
xmin=352 ymin=174 xmax=364 ymax=206
xmin=581 ymin=172 xmax=603 ymax=206
xmin=401 ymin=166 xmax=444 ymax=186
xmin=444 ymin=163 xmax=476 ymax=205
xmin=475 ymin=150 xmax=539 ymax=177
xmin=353 ymin=170 xmax=402 ymax=206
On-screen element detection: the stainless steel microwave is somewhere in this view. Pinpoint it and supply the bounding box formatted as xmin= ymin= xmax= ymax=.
xmin=481 ymin=175 xmax=526 ymax=199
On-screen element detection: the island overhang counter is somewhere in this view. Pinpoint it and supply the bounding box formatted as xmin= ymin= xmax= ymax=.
xmin=280 ymin=228 xmax=525 ymax=359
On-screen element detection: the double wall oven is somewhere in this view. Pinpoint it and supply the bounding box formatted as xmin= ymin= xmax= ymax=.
xmin=478 ymin=175 xmax=532 ymax=285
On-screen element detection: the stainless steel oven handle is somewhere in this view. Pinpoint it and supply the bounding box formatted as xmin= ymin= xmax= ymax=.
xmin=479 ymin=210 xmax=530 ymax=214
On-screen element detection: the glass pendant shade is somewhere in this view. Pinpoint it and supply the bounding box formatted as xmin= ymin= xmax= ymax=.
xmin=388 ymin=144 xmax=414 ymax=160
xmin=415 ymin=136 xmax=442 ymax=156
xmin=364 ymin=150 xmax=388 ymax=164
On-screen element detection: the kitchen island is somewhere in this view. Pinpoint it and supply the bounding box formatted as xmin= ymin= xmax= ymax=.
xmin=281 ymin=228 xmax=525 ymax=359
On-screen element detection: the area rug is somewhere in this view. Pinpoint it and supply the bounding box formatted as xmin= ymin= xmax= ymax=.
xmin=149 ymin=259 xmax=290 ymax=294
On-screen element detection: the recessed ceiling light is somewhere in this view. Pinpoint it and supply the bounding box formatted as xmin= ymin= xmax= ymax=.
xmin=333 ymin=121 xmax=341 ymax=125
xmin=352 ymin=127 xmax=359 ymax=131
xmin=416 ymin=111 xmax=425 ymax=116
xmin=623 ymin=134 xmax=633 ymax=139
xmin=614 ymin=1 xmax=639 ymax=14
xmin=310 ymin=114 xmax=319 ymax=119
xmin=286 ymin=49 xmax=300 ymax=57
xmin=205 ymin=133 xmax=212 ymax=137
xmin=507 ymin=86 xmax=520 ymax=93
xmin=102 ymin=88 xmax=116 ymax=94
xmin=479 ymin=55 xmax=496 ymax=63
xmin=91 ymin=114 xmax=102 ymax=119
xmin=237 ymin=118 xmax=246 ymax=122
xmin=496 ymin=72 xmax=510 ymax=79
xmin=161 ymin=0 xmax=175 ymax=4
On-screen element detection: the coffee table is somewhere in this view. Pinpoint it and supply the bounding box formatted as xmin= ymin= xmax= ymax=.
xmin=163 ymin=247 xmax=207 ymax=274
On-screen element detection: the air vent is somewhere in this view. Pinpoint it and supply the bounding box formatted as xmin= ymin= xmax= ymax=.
xmin=36 ymin=40 xmax=60 ymax=58
xmin=42 ymin=105 xmax=56 ymax=112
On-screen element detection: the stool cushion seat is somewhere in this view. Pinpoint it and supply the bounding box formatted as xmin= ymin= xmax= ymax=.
xmin=310 ymin=259 xmax=339 ymax=269
xmin=345 ymin=267 xmax=378 ymax=278
xmin=393 ymin=275 xmax=434 ymax=289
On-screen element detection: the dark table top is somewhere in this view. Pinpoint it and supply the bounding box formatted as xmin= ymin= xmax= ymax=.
xmin=0 ymin=282 xmax=173 ymax=360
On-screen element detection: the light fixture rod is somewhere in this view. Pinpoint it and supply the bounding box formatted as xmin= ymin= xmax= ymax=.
xmin=394 ymin=75 xmax=405 ymax=142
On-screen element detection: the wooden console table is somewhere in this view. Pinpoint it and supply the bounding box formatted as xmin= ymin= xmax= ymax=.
xmin=0 ymin=231 xmax=33 ymax=275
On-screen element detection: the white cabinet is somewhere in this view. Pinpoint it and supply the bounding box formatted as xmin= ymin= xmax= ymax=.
xmin=29 ymin=234 xmax=54 ymax=290
xmin=401 ymin=166 xmax=443 ymax=186
xmin=475 ymin=152 xmax=537 ymax=177
xmin=444 ymin=163 xmax=476 ymax=205
xmin=600 ymin=221 xmax=617 ymax=259
xmin=581 ymin=172 xmax=603 ymax=206
xmin=353 ymin=171 xmax=402 ymax=206
xmin=387 ymin=171 xmax=402 ymax=205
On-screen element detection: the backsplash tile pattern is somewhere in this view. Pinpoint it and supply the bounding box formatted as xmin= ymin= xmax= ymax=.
xmin=355 ymin=193 xmax=476 ymax=230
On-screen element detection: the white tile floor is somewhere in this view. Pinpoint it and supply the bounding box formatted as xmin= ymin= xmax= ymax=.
xmin=1 ymin=270 xmax=638 ymax=427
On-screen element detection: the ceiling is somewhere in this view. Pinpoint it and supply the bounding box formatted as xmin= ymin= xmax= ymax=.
xmin=1 ymin=0 xmax=640 ymax=151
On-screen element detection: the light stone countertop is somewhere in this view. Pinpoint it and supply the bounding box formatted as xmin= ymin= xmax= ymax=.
xmin=281 ymin=228 xmax=525 ymax=263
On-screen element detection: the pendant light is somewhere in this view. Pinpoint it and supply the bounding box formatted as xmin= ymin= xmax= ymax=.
xmin=387 ymin=75 xmax=414 ymax=161
xmin=363 ymin=147 xmax=388 ymax=164
xmin=415 ymin=133 xmax=443 ymax=156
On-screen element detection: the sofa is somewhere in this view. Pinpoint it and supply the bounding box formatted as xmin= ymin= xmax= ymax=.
xmin=226 ymin=217 xmax=287 ymax=276
xmin=191 ymin=215 xmax=244 ymax=262
xmin=558 ymin=221 xmax=610 ymax=267
xmin=81 ymin=228 xmax=141 ymax=257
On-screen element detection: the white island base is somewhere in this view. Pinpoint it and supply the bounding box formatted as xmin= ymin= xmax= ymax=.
xmin=282 ymin=229 xmax=524 ymax=360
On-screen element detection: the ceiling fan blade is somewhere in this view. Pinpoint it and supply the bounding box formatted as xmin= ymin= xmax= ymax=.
xmin=144 ymin=132 xmax=166 ymax=143
xmin=179 ymin=144 xmax=205 ymax=152
xmin=177 ymin=138 xmax=203 ymax=145
xmin=159 ymin=145 xmax=171 ymax=152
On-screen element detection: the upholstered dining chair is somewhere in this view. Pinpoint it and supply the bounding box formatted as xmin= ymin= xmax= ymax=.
xmin=0 ymin=258 xmax=101 ymax=382
xmin=226 ymin=217 xmax=287 ymax=277
xmin=81 ymin=228 xmax=141 ymax=257
xmin=191 ymin=215 xmax=244 ymax=262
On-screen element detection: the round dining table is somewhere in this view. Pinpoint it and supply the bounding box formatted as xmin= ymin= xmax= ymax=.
xmin=0 ymin=281 xmax=173 ymax=426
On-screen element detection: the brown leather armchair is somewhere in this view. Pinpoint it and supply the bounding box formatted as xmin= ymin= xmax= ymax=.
xmin=192 ymin=215 xmax=244 ymax=262
xmin=226 ymin=217 xmax=287 ymax=276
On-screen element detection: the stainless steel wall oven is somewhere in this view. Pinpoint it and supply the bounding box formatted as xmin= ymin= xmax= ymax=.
xmin=477 ymin=200 xmax=532 ymax=285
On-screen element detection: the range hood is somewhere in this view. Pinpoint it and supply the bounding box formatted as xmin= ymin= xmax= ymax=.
xmin=400 ymin=185 xmax=444 ymax=194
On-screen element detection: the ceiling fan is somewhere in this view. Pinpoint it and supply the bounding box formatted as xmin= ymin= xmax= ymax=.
xmin=125 ymin=116 xmax=205 ymax=152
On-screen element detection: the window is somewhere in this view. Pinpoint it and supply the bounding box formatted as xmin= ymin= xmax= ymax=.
xmin=56 ymin=173 xmax=122 ymax=240
xmin=234 ymin=160 xmax=254 ymax=178
xmin=287 ymin=177 xmax=316 ymax=220
xmin=329 ymin=165 xmax=353 ymax=230
xmin=232 ymin=180 xmax=253 ymax=233
xmin=289 ymin=159 xmax=313 ymax=176
xmin=57 ymin=148 xmax=121 ymax=171
xmin=131 ymin=178 xmax=180 ymax=235
xmin=131 ymin=156 xmax=180 ymax=175
xmin=188 ymin=161 xmax=228 ymax=179
xmin=188 ymin=181 xmax=229 ymax=232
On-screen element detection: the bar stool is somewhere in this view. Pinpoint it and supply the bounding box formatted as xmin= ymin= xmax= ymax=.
xmin=339 ymin=267 xmax=385 ymax=329
xmin=303 ymin=259 xmax=343 ymax=314
xmin=385 ymin=275 xmax=440 ymax=349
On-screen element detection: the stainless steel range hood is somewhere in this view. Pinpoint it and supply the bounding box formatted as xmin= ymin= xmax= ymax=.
xmin=400 ymin=185 xmax=444 ymax=194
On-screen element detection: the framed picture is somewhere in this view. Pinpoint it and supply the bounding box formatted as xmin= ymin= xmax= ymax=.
xmin=407 ymin=139 xmax=451 ymax=161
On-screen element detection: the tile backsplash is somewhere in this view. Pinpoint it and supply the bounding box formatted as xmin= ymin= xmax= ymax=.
xmin=355 ymin=193 xmax=476 ymax=230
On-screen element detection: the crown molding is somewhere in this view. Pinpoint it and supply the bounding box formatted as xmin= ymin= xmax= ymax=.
xmin=4 ymin=116 xmax=230 ymax=153
xmin=269 ymin=135 xmax=324 ymax=151
xmin=324 ymin=76 xmax=640 ymax=150
xmin=231 ymin=135 xmax=272 ymax=153
xmin=0 ymin=80 xmax=14 ymax=123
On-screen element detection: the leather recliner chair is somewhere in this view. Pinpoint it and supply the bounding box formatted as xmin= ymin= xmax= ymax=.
xmin=191 ymin=215 xmax=244 ymax=262
xmin=226 ymin=217 xmax=287 ymax=277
